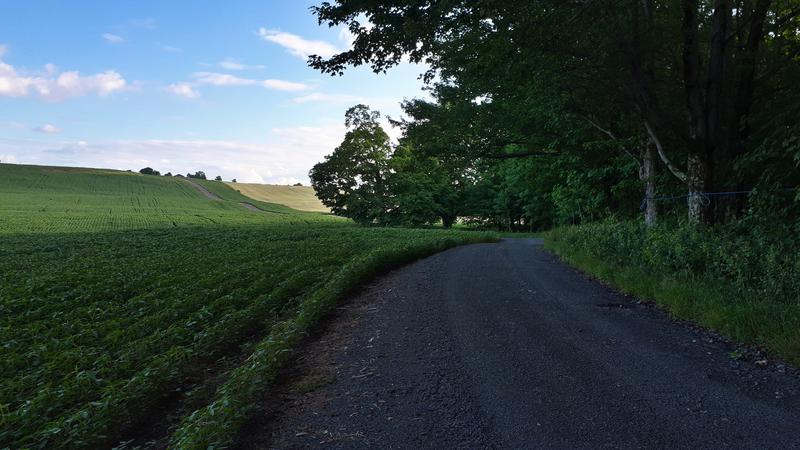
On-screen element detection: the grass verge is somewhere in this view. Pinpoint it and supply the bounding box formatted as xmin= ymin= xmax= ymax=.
xmin=544 ymin=229 xmax=800 ymax=367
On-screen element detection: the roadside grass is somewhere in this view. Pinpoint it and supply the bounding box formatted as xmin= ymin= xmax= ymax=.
xmin=544 ymin=228 xmax=800 ymax=367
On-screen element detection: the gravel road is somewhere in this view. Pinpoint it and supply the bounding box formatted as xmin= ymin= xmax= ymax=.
xmin=236 ymin=239 xmax=800 ymax=449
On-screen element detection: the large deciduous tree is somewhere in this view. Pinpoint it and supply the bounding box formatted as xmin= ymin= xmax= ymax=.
xmin=310 ymin=105 xmax=393 ymax=224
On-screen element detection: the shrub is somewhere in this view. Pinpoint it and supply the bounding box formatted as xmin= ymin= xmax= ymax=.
xmin=139 ymin=167 xmax=161 ymax=176
xmin=547 ymin=219 xmax=800 ymax=304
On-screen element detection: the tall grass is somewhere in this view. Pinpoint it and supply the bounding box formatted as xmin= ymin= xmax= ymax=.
xmin=544 ymin=220 xmax=800 ymax=366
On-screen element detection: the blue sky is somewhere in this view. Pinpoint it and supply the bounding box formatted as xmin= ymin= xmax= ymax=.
xmin=0 ymin=1 xmax=428 ymax=183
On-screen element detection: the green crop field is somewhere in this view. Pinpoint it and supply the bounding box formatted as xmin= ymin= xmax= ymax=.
xmin=0 ymin=164 xmax=331 ymax=234
xmin=0 ymin=163 xmax=491 ymax=449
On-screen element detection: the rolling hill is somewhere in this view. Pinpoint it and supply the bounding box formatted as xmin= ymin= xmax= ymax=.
xmin=0 ymin=163 xmax=324 ymax=233
xmin=226 ymin=182 xmax=330 ymax=213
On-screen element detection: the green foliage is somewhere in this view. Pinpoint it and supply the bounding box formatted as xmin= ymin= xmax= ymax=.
xmin=138 ymin=167 xmax=160 ymax=176
xmin=309 ymin=0 xmax=800 ymax=226
xmin=546 ymin=219 xmax=800 ymax=302
xmin=310 ymin=105 xmax=393 ymax=224
xmin=544 ymin=220 xmax=800 ymax=364
xmin=389 ymin=143 xmax=467 ymax=228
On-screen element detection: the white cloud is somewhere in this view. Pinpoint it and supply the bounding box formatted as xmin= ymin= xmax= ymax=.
xmin=261 ymin=79 xmax=309 ymax=91
xmin=257 ymin=28 xmax=340 ymax=59
xmin=218 ymin=58 xmax=265 ymax=71
xmin=188 ymin=72 xmax=310 ymax=91
xmin=219 ymin=59 xmax=246 ymax=70
xmin=291 ymin=92 xmax=365 ymax=104
xmin=166 ymin=83 xmax=200 ymax=99
xmin=0 ymin=54 xmax=127 ymax=101
xmin=0 ymin=124 xmax=346 ymax=184
xmin=192 ymin=72 xmax=254 ymax=86
xmin=0 ymin=154 xmax=18 ymax=164
xmin=338 ymin=27 xmax=356 ymax=49
xmin=102 ymin=33 xmax=125 ymax=44
xmin=33 ymin=124 xmax=61 ymax=133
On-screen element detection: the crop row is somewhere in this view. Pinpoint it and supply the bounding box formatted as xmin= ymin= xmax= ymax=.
xmin=0 ymin=223 xmax=485 ymax=448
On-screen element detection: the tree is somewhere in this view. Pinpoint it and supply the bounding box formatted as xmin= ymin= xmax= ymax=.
xmin=232 ymin=178 xmax=237 ymax=183
xmin=187 ymin=171 xmax=207 ymax=180
xmin=389 ymin=143 xmax=466 ymax=227
xmin=310 ymin=105 xmax=393 ymax=224
xmin=310 ymin=0 xmax=800 ymax=225
xmin=214 ymin=175 xmax=222 ymax=181
xmin=139 ymin=167 xmax=160 ymax=176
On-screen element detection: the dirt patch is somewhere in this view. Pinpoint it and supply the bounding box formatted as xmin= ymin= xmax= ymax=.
xmin=233 ymin=294 xmax=382 ymax=448
xmin=239 ymin=202 xmax=263 ymax=212
xmin=182 ymin=179 xmax=223 ymax=201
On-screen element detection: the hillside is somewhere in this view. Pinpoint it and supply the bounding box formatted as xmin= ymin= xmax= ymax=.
xmin=226 ymin=182 xmax=330 ymax=213
xmin=0 ymin=163 xmax=325 ymax=233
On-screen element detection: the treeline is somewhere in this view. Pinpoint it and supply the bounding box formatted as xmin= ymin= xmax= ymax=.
xmin=138 ymin=168 xmax=230 ymax=182
xmin=308 ymin=1 xmax=800 ymax=230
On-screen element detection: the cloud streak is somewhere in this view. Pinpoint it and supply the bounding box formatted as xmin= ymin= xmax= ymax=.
xmin=166 ymin=83 xmax=200 ymax=99
xmin=218 ymin=58 xmax=264 ymax=71
xmin=291 ymin=92 xmax=366 ymax=104
xmin=189 ymin=72 xmax=310 ymax=91
xmin=33 ymin=124 xmax=61 ymax=133
xmin=257 ymin=28 xmax=340 ymax=59
xmin=102 ymin=33 xmax=124 ymax=44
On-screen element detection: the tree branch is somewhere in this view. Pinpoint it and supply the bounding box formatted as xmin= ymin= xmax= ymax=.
xmin=577 ymin=113 xmax=641 ymax=164
xmin=479 ymin=150 xmax=561 ymax=159
xmin=645 ymin=120 xmax=687 ymax=182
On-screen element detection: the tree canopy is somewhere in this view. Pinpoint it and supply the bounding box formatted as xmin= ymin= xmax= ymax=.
xmin=308 ymin=0 xmax=800 ymax=229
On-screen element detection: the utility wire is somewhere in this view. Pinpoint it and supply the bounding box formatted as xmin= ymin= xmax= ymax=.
xmin=639 ymin=188 xmax=796 ymax=211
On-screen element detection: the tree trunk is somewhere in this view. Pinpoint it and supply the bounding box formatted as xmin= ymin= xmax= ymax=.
xmin=640 ymin=139 xmax=657 ymax=226
xmin=686 ymin=151 xmax=708 ymax=223
xmin=681 ymin=0 xmax=713 ymax=224
xmin=441 ymin=215 xmax=455 ymax=229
